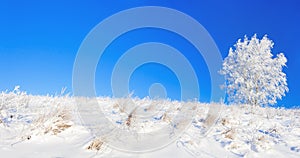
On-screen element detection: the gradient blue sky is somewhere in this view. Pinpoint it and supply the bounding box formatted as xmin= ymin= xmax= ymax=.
xmin=0 ymin=0 xmax=299 ymax=107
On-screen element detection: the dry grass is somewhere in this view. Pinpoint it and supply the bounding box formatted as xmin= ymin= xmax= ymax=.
xmin=223 ymin=128 xmax=235 ymax=140
xmin=44 ymin=119 xmax=72 ymax=135
xmin=221 ymin=118 xmax=229 ymax=126
xmin=162 ymin=113 xmax=171 ymax=123
xmin=44 ymin=123 xmax=72 ymax=135
xmin=125 ymin=113 xmax=133 ymax=127
xmin=125 ymin=107 xmax=138 ymax=127
xmin=87 ymin=138 xmax=104 ymax=151
xmin=258 ymin=135 xmax=265 ymax=141
xmin=33 ymin=104 xmax=73 ymax=135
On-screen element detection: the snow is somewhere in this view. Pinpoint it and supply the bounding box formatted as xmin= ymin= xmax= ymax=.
xmin=1 ymin=91 xmax=299 ymax=157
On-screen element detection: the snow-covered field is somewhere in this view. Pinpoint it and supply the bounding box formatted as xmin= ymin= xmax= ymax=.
xmin=1 ymin=90 xmax=299 ymax=158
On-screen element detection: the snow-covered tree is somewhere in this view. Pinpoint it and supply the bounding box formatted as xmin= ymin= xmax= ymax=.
xmin=220 ymin=34 xmax=288 ymax=106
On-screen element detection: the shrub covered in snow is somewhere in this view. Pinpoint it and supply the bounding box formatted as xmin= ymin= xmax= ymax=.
xmin=220 ymin=34 xmax=288 ymax=106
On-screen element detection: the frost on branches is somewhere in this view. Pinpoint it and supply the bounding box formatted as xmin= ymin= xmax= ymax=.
xmin=220 ymin=34 xmax=288 ymax=106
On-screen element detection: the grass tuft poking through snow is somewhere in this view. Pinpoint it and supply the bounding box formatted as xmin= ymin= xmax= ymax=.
xmin=86 ymin=138 xmax=104 ymax=151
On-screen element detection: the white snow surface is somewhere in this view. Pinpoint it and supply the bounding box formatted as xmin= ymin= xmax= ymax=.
xmin=0 ymin=91 xmax=299 ymax=158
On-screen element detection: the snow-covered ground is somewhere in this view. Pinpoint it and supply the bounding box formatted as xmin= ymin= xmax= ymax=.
xmin=0 ymin=90 xmax=299 ymax=158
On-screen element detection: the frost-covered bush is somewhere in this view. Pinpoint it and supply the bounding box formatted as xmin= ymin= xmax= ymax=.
xmin=220 ymin=34 xmax=288 ymax=106
xmin=0 ymin=87 xmax=73 ymax=144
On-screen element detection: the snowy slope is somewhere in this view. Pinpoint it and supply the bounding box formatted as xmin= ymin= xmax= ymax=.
xmin=0 ymin=91 xmax=299 ymax=158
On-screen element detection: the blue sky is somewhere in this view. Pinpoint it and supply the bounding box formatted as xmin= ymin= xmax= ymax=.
xmin=0 ymin=0 xmax=299 ymax=107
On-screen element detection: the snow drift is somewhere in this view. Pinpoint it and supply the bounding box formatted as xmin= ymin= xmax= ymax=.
xmin=0 ymin=89 xmax=299 ymax=158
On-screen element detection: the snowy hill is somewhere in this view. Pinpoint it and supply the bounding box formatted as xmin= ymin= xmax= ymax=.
xmin=0 ymin=91 xmax=299 ymax=158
